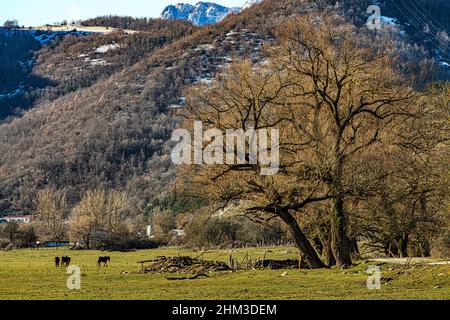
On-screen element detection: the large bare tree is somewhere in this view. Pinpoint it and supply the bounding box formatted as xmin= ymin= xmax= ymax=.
xmin=181 ymin=13 xmax=418 ymax=268
xmin=272 ymin=14 xmax=416 ymax=266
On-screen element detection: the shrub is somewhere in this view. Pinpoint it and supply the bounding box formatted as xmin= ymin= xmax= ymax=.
xmin=184 ymin=213 xmax=289 ymax=249
xmin=150 ymin=209 xmax=177 ymax=244
xmin=94 ymin=235 xmax=159 ymax=251
xmin=184 ymin=215 xmax=239 ymax=249
xmin=433 ymin=230 xmax=450 ymax=258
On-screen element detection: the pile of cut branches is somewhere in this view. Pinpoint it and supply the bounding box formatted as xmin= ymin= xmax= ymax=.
xmin=139 ymin=256 xmax=231 ymax=274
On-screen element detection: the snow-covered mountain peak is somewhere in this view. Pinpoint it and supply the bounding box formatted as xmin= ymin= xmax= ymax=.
xmin=161 ymin=1 xmax=258 ymax=26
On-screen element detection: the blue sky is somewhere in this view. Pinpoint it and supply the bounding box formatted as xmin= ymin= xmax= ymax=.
xmin=0 ymin=0 xmax=248 ymax=27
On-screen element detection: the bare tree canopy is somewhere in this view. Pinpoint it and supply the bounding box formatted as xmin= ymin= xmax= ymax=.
xmin=179 ymin=13 xmax=428 ymax=268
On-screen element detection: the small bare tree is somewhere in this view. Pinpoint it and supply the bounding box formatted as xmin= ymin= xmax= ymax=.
xmin=105 ymin=191 xmax=132 ymax=237
xmin=69 ymin=190 xmax=138 ymax=249
xmin=69 ymin=190 xmax=106 ymax=250
xmin=33 ymin=188 xmax=67 ymax=246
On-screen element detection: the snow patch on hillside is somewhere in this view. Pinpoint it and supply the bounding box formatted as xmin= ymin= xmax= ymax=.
xmin=380 ymin=16 xmax=399 ymax=26
xmin=0 ymin=89 xmax=23 ymax=100
xmin=243 ymin=0 xmax=263 ymax=9
xmin=94 ymin=43 xmax=122 ymax=54
xmin=161 ymin=1 xmax=242 ymax=26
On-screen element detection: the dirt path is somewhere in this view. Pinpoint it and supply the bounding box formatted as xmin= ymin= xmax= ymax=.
xmin=368 ymin=258 xmax=450 ymax=266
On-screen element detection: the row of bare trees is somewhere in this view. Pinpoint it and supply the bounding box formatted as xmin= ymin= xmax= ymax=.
xmin=178 ymin=13 xmax=449 ymax=268
xmin=32 ymin=188 xmax=142 ymax=249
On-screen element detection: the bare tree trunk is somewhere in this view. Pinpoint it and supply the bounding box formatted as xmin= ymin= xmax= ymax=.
xmin=313 ymin=237 xmax=324 ymax=255
xmin=278 ymin=208 xmax=327 ymax=269
xmin=329 ymin=146 xmax=353 ymax=267
xmin=349 ymin=236 xmax=360 ymax=260
xmin=386 ymin=243 xmax=398 ymax=258
xmin=420 ymin=239 xmax=431 ymax=257
xmin=322 ymin=232 xmax=336 ymax=268
xmin=418 ymin=199 xmax=431 ymax=257
xmin=84 ymin=236 xmax=91 ymax=250
xmin=330 ymin=196 xmax=353 ymax=267
xmin=398 ymin=235 xmax=409 ymax=258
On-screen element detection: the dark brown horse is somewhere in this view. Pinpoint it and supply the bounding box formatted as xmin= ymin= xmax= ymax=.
xmin=98 ymin=256 xmax=111 ymax=267
xmin=61 ymin=256 xmax=71 ymax=267
xmin=55 ymin=257 xmax=60 ymax=267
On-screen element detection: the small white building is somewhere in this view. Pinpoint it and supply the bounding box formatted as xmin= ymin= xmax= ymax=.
xmin=171 ymin=229 xmax=186 ymax=237
xmin=146 ymin=225 xmax=154 ymax=239
xmin=3 ymin=215 xmax=32 ymax=224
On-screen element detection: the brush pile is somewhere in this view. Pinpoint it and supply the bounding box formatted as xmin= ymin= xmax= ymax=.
xmin=139 ymin=256 xmax=231 ymax=274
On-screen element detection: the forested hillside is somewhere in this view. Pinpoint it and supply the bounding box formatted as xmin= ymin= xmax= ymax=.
xmin=33 ymin=23 xmax=196 ymax=102
xmin=81 ymin=16 xmax=196 ymax=33
xmin=0 ymin=0 xmax=307 ymax=212
xmin=381 ymin=0 xmax=449 ymax=63
xmin=0 ymin=29 xmax=46 ymax=118
xmin=0 ymin=20 xmax=196 ymax=120
xmin=0 ymin=0 xmax=447 ymax=211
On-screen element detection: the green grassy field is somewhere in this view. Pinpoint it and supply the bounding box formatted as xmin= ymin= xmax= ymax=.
xmin=0 ymin=247 xmax=448 ymax=300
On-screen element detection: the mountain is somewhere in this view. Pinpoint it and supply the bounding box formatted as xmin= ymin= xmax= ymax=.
xmin=0 ymin=0 xmax=448 ymax=213
xmin=160 ymin=1 xmax=265 ymax=26
xmin=161 ymin=2 xmax=240 ymax=26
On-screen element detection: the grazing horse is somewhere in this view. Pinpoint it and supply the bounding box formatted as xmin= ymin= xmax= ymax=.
xmin=55 ymin=257 xmax=60 ymax=267
xmin=61 ymin=256 xmax=71 ymax=267
xmin=98 ymin=256 xmax=111 ymax=267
